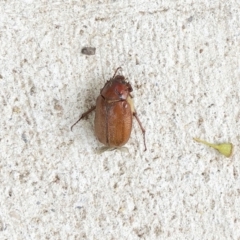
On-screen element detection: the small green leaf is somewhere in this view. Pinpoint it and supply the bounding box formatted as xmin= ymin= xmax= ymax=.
xmin=193 ymin=138 xmax=233 ymax=158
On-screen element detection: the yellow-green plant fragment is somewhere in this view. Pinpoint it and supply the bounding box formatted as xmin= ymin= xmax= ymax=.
xmin=193 ymin=138 xmax=233 ymax=158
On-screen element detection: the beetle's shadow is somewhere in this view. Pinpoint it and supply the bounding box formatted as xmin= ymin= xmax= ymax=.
xmin=96 ymin=146 xmax=130 ymax=155
xmin=76 ymin=72 xmax=102 ymax=111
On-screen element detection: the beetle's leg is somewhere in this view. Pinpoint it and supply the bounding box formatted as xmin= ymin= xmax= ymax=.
xmin=133 ymin=112 xmax=147 ymax=151
xmin=112 ymin=67 xmax=122 ymax=79
xmin=71 ymin=106 xmax=96 ymax=131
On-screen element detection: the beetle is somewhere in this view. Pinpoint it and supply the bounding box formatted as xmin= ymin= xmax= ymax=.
xmin=71 ymin=67 xmax=146 ymax=151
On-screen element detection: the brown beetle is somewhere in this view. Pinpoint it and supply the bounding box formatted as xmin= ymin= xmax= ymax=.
xmin=71 ymin=67 xmax=146 ymax=151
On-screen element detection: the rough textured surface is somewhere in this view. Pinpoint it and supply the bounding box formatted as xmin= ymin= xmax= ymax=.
xmin=0 ymin=1 xmax=240 ymax=239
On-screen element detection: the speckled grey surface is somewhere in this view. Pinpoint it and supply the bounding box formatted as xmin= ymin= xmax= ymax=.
xmin=1 ymin=1 xmax=240 ymax=239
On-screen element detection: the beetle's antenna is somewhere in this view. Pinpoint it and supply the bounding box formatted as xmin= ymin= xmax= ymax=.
xmin=71 ymin=106 xmax=96 ymax=131
xmin=112 ymin=67 xmax=122 ymax=79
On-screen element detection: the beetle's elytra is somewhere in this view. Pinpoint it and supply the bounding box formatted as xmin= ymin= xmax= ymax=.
xmin=71 ymin=67 xmax=146 ymax=151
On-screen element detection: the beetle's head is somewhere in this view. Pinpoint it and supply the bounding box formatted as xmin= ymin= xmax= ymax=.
xmin=101 ymin=75 xmax=133 ymax=101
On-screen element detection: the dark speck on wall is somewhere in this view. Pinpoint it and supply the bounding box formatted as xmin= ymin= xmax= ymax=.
xmin=81 ymin=47 xmax=96 ymax=55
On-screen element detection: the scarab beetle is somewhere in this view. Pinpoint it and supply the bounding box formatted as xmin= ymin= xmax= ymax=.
xmin=71 ymin=67 xmax=146 ymax=151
